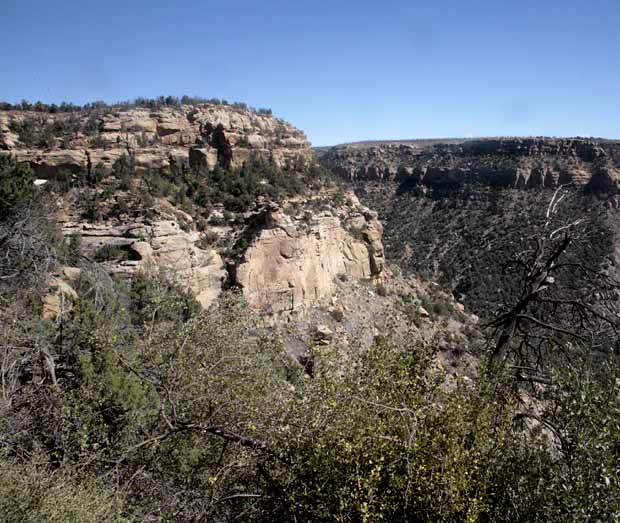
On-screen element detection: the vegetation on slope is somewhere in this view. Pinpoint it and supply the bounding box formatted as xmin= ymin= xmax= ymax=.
xmin=1 ymin=157 xmax=620 ymax=521
xmin=44 ymin=150 xmax=331 ymax=223
xmin=362 ymin=182 xmax=616 ymax=320
xmin=0 ymin=95 xmax=273 ymax=115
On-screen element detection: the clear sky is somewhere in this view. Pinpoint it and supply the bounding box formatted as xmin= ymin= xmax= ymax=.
xmin=2 ymin=0 xmax=619 ymax=146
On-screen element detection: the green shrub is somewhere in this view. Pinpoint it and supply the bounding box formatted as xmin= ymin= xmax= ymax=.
xmin=0 ymin=154 xmax=35 ymax=220
xmin=60 ymin=234 xmax=82 ymax=265
xmin=93 ymin=244 xmax=129 ymax=262
xmin=196 ymin=229 xmax=219 ymax=249
xmin=0 ymin=457 xmax=129 ymax=523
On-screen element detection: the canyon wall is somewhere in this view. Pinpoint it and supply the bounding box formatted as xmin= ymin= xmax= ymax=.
xmin=325 ymin=138 xmax=620 ymax=319
xmin=0 ymin=103 xmax=391 ymax=317
xmin=321 ymin=138 xmax=620 ymax=192
xmin=0 ymin=104 xmax=312 ymax=176
xmin=55 ymin=195 xmax=385 ymax=315
xmin=234 ymin=200 xmax=385 ymax=315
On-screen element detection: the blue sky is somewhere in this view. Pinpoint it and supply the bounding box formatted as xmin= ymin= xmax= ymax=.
xmin=1 ymin=0 xmax=619 ymax=145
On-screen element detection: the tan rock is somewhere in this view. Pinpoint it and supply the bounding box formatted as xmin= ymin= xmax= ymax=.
xmin=235 ymin=205 xmax=385 ymax=316
xmin=314 ymin=325 xmax=334 ymax=345
xmin=333 ymin=304 xmax=345 ymax=322
xmin=5 ymin=102 xmax=312 ymax=174
xmin=61 ymin=266 xmax=82 ymax=282
xmin=61 ymin=217 xmax=227 ymax=309
xmin=42 ymin=277 xmax=78 ymax=320
xmin=14 ymin=149 xmax=87 ymax=176
xmin=122 ymin=110 xmax=157 ymax=133
xmin=246 ymin=134 xmax=266 ymax=148
xmin=131 ymin=241 xmax=153 ymax=260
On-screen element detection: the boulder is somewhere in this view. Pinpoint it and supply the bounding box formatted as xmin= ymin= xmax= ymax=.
xmin=42 ymin=277 xmax=78 ymax=320
xmin=314 ymin=325 xmax=334 ymax=345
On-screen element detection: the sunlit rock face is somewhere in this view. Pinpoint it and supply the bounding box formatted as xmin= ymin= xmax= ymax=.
xmin=61 ymin=217 xmax=227 ymax=309
xmin=1 ymin=103 xmax=313 ymax=175
xmin=321 ymin=138 xmax=620 ymax=192
xmin=234 ymin=199 xmax=386 ymax=316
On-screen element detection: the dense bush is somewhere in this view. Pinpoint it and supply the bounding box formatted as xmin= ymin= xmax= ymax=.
xmin=0 ymin=154 xmax=35 ymax=220
xmin=367 ymin=184 xmax=614 ymax=320
xmin=0 ymin=155 xmax=63 ymax=294
xmin=0 ymin=457 xmax=128 ymax=523
xmin=8 ymin=114 xmax=83 ymax=147
xmin=1 ymin=252 xmax=619 ymax=521
xmin=149 ymin=152 xmax=314 ymax=214
xmin=93 ymin=244 xmax=130 ymax=263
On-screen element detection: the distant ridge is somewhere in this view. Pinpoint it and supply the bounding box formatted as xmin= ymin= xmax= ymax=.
xmin=318 ymin=136 xmax=620 ymax=150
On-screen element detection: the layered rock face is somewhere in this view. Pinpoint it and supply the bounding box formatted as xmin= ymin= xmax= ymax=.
xmin=320 ymin=138 xmax=620 ymax=321
xmin=321 ymin=138 xmax=620 ymax=192
xmin=62 ymin=216 xmax=227 ymax=308
xmin=52 ymin=190 xmax=386 ymax=315
xmin=320 ymin=142 xmax=439 ymax=181
xmin=3 ymin=102 xmax=392 ymax=317
xmin=233 ymin=197 xmax=386 ymax=316
xmin=0 ymin=104 xmax=312 ymax=176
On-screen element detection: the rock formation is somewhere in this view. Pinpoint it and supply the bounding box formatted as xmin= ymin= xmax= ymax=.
xmin=321 ymin=138 xmax=620 ymax=192
xmin=0 ymin=103 xmax=312 ymax=176
xmin=3 ymin=102 xmax=393 ymax=317
xmin=51 ymin=188 xmax=386 ymax=315
xmin=233 ymin=197 xmax=385 ymax=315
xmin=335 ymin=138 xmax=620 ymax=321
xmin=62 ymin=216 xmax=227 ymax=308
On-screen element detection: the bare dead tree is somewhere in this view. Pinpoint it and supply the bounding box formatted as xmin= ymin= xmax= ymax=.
xmin=0 ymin=203 xmax=59 ymax=294
xmin=486 ymin=184 xmax=620 ymax=381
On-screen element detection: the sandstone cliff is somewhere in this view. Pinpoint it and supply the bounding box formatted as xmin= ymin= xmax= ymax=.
xmin=321 ymin=138 xmax=620 ymax=192
xmin=0 ymin=103 xmax=312 ymax=176
xmin=233 ymin=195 xmax=385 ymax=316
xmin=62 ymin=217 xmax=227 ymax=309
xmin=51 ymin=187 xmax=386 ymax=316
xmin=2 ymin=101 xmax=394 ymax=317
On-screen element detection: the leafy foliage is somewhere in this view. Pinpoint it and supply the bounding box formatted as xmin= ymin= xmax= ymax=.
xmin=1 ymin=157 xmax=620 ymax=521
xmin=0 ymin=154 xmax=35 ymax=220
xmin=3 ymin=254 xmax=619 ymax=521
xmin=0 ymin=156 xmax=61 ymax=292
xmin=8 ymin=114 xmax=84 ymax=147
xmin=147 ymin=152 xmax=319 ymax=214
xmin=0 ymin=457 xmax=128 ymax=523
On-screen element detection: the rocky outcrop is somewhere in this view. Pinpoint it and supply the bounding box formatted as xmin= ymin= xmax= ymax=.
xmin=1 ymin=103 xmax=312 ymax=176
xmin=232 ymin=197 xmax=386 ymax=316
xmin=321 ymin=138 xmax=620 ymax=193
xmin=321 ymin=143 xmax=422 ymax=181
xmin=53 ymin=189 xmax=387 ymax=316
xmin=42 ymin=275 xmax=78 ymax=320
xmin=9 ymin=101 xmax=393 ymax=317
xmin=62 ymin=218 xmax=226 ymax=308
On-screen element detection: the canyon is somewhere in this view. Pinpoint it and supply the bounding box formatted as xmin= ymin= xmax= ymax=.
xmin=0 ymin=103 xmax=389 ymax=323
xmin=320 ymin=137 xmax=620 ymax=318
xmin=2 ymin=100 xmax=617 ymax=522
xmin=5 ymin=100 xmax=619 ymax=324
